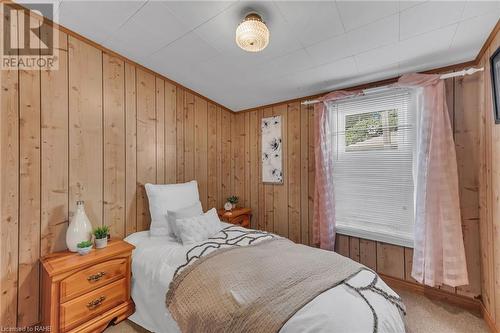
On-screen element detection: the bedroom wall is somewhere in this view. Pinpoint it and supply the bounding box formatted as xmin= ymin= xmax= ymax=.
xmin=0 ymin=4 xmax=494 ymax=330
xmin=231 ymin=70 xmax=482 ymax=300
xmin=477 ymin=23 xmax=500 ymax=330
xmin=0 ymin=8 xmax=235 ymax=328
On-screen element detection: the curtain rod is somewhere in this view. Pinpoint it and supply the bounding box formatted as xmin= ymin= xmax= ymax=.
xmin=301 ymin=67 xmax=484 ymax=105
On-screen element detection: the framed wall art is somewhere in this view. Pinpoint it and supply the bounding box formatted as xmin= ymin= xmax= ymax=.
xmin=261 ymin=115 xmax=283 ymax=184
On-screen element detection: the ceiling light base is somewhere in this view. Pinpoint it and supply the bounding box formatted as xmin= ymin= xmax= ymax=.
xmin=235 ymin=12 xmax=270 ymax=53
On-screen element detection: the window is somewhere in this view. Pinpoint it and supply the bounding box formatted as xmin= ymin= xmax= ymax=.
xmin=344 ymin=109 xmax=398 ymax=151
xmin=329 ymin=90 xmax=415 ymax=247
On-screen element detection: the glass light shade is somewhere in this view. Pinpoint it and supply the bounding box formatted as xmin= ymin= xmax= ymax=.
xmin=235 ymin=14 xmax=270 ymax=52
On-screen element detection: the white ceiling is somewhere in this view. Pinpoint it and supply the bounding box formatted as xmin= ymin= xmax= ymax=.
xmin=54 ymin=0 xmax=500 ymax=111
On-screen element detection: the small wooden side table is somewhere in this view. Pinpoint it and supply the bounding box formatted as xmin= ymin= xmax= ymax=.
xmin=41 ymin=240 xmax=135 ymax=333
xmin=218 ymin=207 xmax=252 ymax=228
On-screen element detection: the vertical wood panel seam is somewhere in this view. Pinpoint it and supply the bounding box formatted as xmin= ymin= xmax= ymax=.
xmin=15 ymin=10 xmax=21 ymax=324
xmin=134 ymin=66 xmax=138 ymax=231
xmin=122 ymin=59 xmax=126 ymax=236
xmin=37 ymin=25 xmax=42 ymax=325
xmin=453 ymin=77 xmax=456 ymax=136
xmin=175 ymin=85 xmax=178 ymax=180
xmin=183 ymin=92 xmax=186 ymax=182
xmin=123 ymin=58 xmax=126 ymax=236
xmin=206 ymin=100 xmax=209 ymax=207
xmin=154 ymin=77 xmax=157 ymax=183
xmin=66 ymin=33 xmax=70 ymax=245
xmin=299 ymin=106 xmax=301 ymax=241
xmin=298 ymin=103 xmax=304 ymax=243
xmin=403 ymin=247 xmax=407 ymax=281
xmin=164 ymin=81 xmax=167 ymax=181
xmin=101 ymin=51 xmax=104 ymax=227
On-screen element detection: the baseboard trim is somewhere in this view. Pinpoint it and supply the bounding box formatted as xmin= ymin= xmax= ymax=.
xmin=379 ymin=274 xmax=482 ymax=316
xmin=481 ymin=303 xmax=500 ymax=333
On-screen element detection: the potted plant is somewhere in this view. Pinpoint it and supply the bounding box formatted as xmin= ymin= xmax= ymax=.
xmin=227 ymin=196 xmax=239 ymax=209
xmin=93 ymin=226 xmax=110 ymax=249
xmin=76 ymin=240 xmax=93 ymax=256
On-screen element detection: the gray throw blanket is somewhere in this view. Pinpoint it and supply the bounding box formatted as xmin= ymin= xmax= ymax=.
xmin=166 ymin=237 xmax=364 ymax=333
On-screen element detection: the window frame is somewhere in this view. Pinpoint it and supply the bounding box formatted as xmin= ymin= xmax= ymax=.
xmin=329 ymin=90 xmax=415 ymax=248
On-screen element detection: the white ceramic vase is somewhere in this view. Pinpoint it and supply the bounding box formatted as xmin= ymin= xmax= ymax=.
xmin=66 ymin=201 xmax=93 ymax=252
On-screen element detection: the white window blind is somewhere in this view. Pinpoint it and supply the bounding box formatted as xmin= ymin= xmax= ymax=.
xmin=328 ymin=89 xmax=415 ymax=247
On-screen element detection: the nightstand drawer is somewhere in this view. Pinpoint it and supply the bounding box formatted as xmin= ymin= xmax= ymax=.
xmin=60 ymin=258 xmax=127 ymax=302
xmin=218 ymin=208 xmax=252 ymax=228
xmin=230 ymin=214 xmax=249 ymax=227
xmin=60 ymin=278 xmax=128 ymax=332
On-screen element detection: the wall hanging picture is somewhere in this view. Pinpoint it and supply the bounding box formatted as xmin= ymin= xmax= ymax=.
xmin=490 ymin=46 xmax=500 ymax=124
xmin=262 ymin=115 xmax=283 ymax=184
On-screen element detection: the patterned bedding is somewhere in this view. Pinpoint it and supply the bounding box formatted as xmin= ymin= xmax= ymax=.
xmin=125 ymin=226 xmax=406 ymax=333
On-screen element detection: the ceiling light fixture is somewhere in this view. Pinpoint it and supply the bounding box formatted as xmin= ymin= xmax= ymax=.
xmin=235 ymin=13 xmax=270 ymax=52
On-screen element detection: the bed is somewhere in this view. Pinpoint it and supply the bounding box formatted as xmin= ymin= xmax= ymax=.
xmin=124 ymin=225 xmax=406 ymax=333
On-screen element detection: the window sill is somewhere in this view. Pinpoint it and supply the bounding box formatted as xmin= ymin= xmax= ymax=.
xmin=336 ymin=224 xmax=414 ymax=248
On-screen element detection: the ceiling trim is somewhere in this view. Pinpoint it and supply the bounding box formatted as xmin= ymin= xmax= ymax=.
xmin=237 ymin=19 xmax=500 ymax=114
xmin=475 ymin=18 xmax=500 ymax=65
xmin=236 ymin=59 xmax=476 ymax=114
xmin=4 ymin=0 xmax=233 ymax=112
xmin=7 ymin=2 xmax=499 ymax=115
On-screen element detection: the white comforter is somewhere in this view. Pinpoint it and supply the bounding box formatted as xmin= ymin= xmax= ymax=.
xmin=125 ymin=227 xmax=406 ymax=333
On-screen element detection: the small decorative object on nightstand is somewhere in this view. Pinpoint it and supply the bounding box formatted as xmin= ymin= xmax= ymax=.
xmin=76 ymin=240 xmax=93 ymax=256
xmin=93 ymin=226 xmax=110 ymax=249
xmin=224 ymin=201 xmax=233 ymax=211
xmin=41 ymin=240 xmax=135 ymax=333
xmin=66 ymin=200 xmax=93 ymax=252
xmin=218 ymin=207 xmax=252 ymax=228
xmin=226 ymin=195 xmax=239 ymax=210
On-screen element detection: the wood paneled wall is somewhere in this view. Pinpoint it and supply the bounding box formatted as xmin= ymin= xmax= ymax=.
xmin=232 ymin=72 xmax=482 ymax=300
xmin=478 ymin=25 xmax=500 ymax=330
xmin=0 ymin=4 xmax=493 ymax=330
xmin=232 ymin=104 xmax=314 ymax=244
xmin=0 ymin=10 xmax=233 ymax=328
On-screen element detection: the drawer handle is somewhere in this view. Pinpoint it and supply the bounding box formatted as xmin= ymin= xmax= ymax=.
xmin=87 ymin=296 xmax=106 ymax=309
xmin=87 ymin=271 xmax=106 ymax=282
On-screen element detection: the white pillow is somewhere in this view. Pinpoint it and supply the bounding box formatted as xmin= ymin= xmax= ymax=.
xmin=167 ymin=201 xmax=203 ymax=238
xmin=174 ymin=208 xmax=223 ymax=245
xmin=145 ymin=181 xmax=200 ymax=236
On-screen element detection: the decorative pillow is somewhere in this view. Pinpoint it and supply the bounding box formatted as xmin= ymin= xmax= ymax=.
xmin=167 ymin=201 xmax=203 ymax=238
xmin=145 ymin=181 xmax=200 ymax=236
xmin=174 ymin=208 xmax=223 ymax=245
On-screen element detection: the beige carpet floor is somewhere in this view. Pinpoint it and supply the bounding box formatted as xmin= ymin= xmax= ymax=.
xmin=105 ymin=288 xmax=489 ymax=333
xmin=395 ymin=288 xmax=488 ymax=333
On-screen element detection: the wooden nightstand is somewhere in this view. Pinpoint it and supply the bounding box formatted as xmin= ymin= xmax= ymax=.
xmin=41 ymin=240 xmax=135 ymax=333
xmin=218 ymin=207 xmax=252 ymax=228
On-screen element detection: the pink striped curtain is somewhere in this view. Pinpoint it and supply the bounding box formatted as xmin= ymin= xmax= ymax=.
xmin=312 ymin=90 xmax=362 ymax=250
xmin=394 ymin=74 xmax=468 ymax=287
xmin=312 ymin=76 xmax=468 ymax=287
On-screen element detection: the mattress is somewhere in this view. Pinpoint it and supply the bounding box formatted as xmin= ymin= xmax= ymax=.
xmin=124 ymin=228 xmax=406 ymax=333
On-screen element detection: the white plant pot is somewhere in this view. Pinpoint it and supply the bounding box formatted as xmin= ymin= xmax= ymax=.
xmin=77 ymin=245 xmax=92 ymax=256
xmin=95 ymin=237 xmax=108 ymax=249
xmin=66 ymin=201 xmax=93 ymax=252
